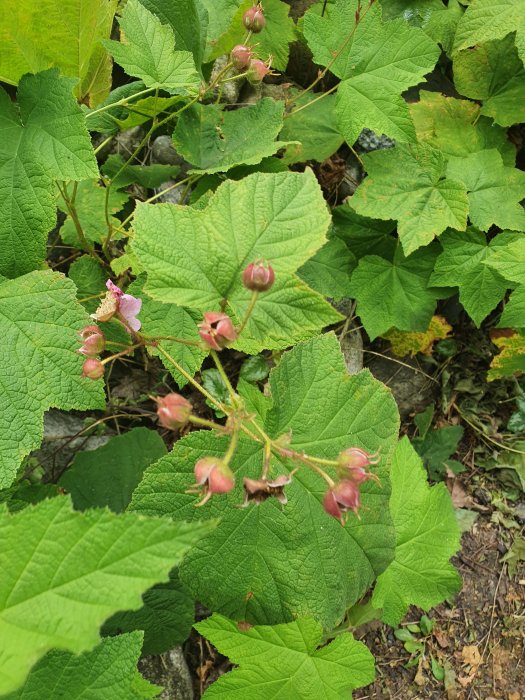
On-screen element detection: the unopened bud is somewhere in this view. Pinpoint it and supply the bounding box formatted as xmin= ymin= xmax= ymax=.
xmin=337 ymin=447 xmax=380 ymax=484
xmin=231 ymin=44 xmax=253 ymax=69
xmin=243 ymin=4 xmax=265 ymax=32
xmin=156 ymin=393 xmax=192 ymax=430
xmin=242 ymin=260 xmax=275 ymax=292
xmin=82 ymin=358 xmax=104 ymax=380
xmin=78 ymin=325 xmax=105 ymax=357
xmin=323 ymin=480 xmax=361 ymax=523
xmin=247 ymin=58 xmax=270 ymax=84
xmin=198 ymin=312 xmax=237 ymax=351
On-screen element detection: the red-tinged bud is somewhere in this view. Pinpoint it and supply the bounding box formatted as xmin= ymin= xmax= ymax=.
xmin=78 ymin=325 xmax=105 ymax=357
xmin=243 ymin=4 xmax=265 ymax=32
xmin=82 ymin=358 xmax=104 ymax=380
xmin=242 ymin=474 xmax=291 ymax=506
xmin=323 ymin=480 xmax=361 ymax=523
xmin=192 ymin=457 xmax=235 ymax=506
xmin=247 ymin=59 xmax=270 ymax=84
xmin=156 ymin=393 xmax=192 ymax=430
xmin=198 ymin=312 xmax=237 ymax=351
xmin=231 ymin=44 xmax=253 ymax=69
xmin=242 ymin=260 xmax=275 ymax=292
xmin=337 ymin=447 xmax=380 ymax=484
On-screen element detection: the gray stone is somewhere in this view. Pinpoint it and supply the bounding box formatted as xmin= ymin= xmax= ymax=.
xmin=139 ymin=647 xmax=194 ymax=700
xmin=154 ymin=180 xmax=185 ymax=205
xmin=151 ymin=135 xmax=187 ymax=168
xmin=115 ymin=126 xmax=146 ymax=158
xmin=366 ymin=353 xmax=434 ymax=419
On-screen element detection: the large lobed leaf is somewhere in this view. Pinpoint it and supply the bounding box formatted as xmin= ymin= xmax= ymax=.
xmin=0 ymin=271 xmax=105 ymax=489
xmin=104 ymin=0 xmax=200 ymax=95
xmin=130 ymin=334 xmax=400 ymax=627
xmin=0 ymin=70 xmax=98 ymax=278
xmin=0 ymin=495 xmax=213 ymax=694
xmin=132 ymin=170 xmax=341 ymax=353
xmin=351 ymin=143 xmax=468 ymax=255
xmin=0 ymin=0 xmax=117 ymax=105
xmin=304 ymin=0 xmax=440 ymax=144
xmin=196 ymin=614 xmax=375 ymax=699
xmin=3 ymin=632 xmax=159 ymax=700
xmin=372 ymin=437 xmax=461 ymax=625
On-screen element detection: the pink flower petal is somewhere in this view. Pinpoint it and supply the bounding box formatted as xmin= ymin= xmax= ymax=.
xmin=118 ymin=293 xmax=142 ymax=331
xmin=106 ymin=279 xmax=123 ymax=299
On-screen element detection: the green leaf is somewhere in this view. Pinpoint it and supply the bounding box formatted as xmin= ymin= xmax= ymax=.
xmin=102 ymin=154 xmax=180 ymax=189
xmin=500 ymin=285 xmax=525 ymax=329
xmin=127 ymin=278 xmax=206 ymax=387
xmin=447 ymin=150 xmax=525 ymax=232
xmin=130 ymin=334 xmax=400 ymax=626
xmin=429 ymin=229 xmax=510 ymax=325
xmin=412 ymin=425 xmax=465 ymax=480
xmin=172 ymin=99 xmax=288 ymax=174
xmin=59 ymin=428 xmax=167 ymax=512
xmin=332 ymin=206 xmax=397 ymax=260
xmin=0 ymin=0 xmax=116 ymax=106
xmin=207 ymin=0 xmax=295 ymax=71
xmin=0 ymin=70 xmax=98 ymax=278
xmin=372 ymin=437 xmax=461 ymax=626
xmin=0 ymin=495 xmax=213 ymax=694
xmin=351 ymin=143 xmax=468 ymax=255
xmin=104 ymin=0 xmax=200 ymax=95
xmin=453 ymin=0 xmax=525 ymax=66
xmin=298 ymin=238 xmax=356 ymax=300
xmin=140 ymin=0 xmax=208 ymax=70
xmin=409 ymin=91 xmax=515 ymax=164
xmin=3 ymin=631 xmax=158 ymax=700
xmin=304 ymin=0 xmax=440 ymax=143
xmin=348 ymin=246 xmax=442 ymax=340
xmin=481 ymin=232 xmax=525 ymax=285
xmin=103 ymin=571 xmax=194 ymax=656
xmin=454 ymin=35 xmax=525 ymax=127
xmin=238 ymin=355 xmax=270 ymax=384
xmin=68 ymin=255 xmax=107 ymax=313
xmin=83 ymin=81 xmax=147 ymax=135
xmin=132 ymin=170 xmax=340 ymax=352
xmin=280 ymin=93 xmax=344 ymax=165
xmin=0 ymin=271 xmax=105 ymax=489
xmin=196 ymin=614 xmax=375 ymax=699
xmin=423 ymin=0 xmax=464 ymax=54
xmin=58 ymin=179 xmax=128 ymax=246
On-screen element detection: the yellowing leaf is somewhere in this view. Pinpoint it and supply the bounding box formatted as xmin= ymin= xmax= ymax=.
xmin=384 ymin=316 xmax=452 ymax=357
xmin=489 ymin=330 xmax=525 ymax=380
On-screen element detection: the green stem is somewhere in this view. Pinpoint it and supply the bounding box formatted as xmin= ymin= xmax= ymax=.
xmin=210 ymin=350 xmax=238 ymax=403
xmin=57 ymin=183 xmax=106 ymax=266
xmin=156 ymin=344 xmax=227 ymax=413
xmin=237 ymin=291 xmax=259 ymax=336
xmin=140 ymin=333 xmax=202 ymax=348
xmin=189 ymin=415 xmax=226 ymax=431
xmin=86 ymin=87 xmax=158 ymax=118
xmin=223 ymin=428 xmax=239 ymax=465
xmin=101 ymin=344 xmax=142 ymax=364
xmin=286 ymin=83 xmax=339 ymax=118
xmin=93 ymin=136 xmax=113 ymax=156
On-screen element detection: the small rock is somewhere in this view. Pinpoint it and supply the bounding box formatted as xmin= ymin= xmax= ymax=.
xmin=151 ymin=135 xmax=187 ymax=168
xmin=115 ymin=126 xmax=146 ymax=158
xmin=139 ymin=647 xmax=194 ymax=700
xmin=154 ymin=180 xmax=185 ymax=205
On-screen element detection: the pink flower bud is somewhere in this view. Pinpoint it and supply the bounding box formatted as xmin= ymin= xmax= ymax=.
xmin=243 ymin=4 xmax=265 ymax=32
xmin=247 ymin=59 xmax=270 ymax=84
xmin=192 ymin=457 xmax=235 ymax=506
xmin=323 ymin=480 xmax=361 ymax=524
xmin=337 ymin=448 xmax=380 ymax=484
xmin=198 ymin=312 xmax=237 ymax=351
xmin=242 ymin=260 xmax=275 ymax=292
xmin=156 ymin=393 xmax=192 ymax=430
xmin=78 ymin=325 xmax=105 ymax=357
xmin=231 ymin=44 xmax=253 ymax=69
xmin=82 ymin=358 xmax=105 ymax=380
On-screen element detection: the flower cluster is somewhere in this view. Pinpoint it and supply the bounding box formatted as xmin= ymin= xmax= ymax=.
xmin=78 ymin=325 xmax=105 ymax=379
xmin=229 ymin=5 xmax=271 ymax=85
xmin=323 ymin=448 xmax=380 ymax=524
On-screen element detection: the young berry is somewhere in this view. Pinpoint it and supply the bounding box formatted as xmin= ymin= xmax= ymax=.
xmin=231 ymin=44 xmax=252 ymax=69
xmin=82 ymin=358 xmax=105 ymax=380
xmin=242 ymin=260 xmax=275 ymax=292
xmin=198 ymin=312 xmax=237 ymax=351
xmin=323 ymin=480 xmax=361 ymax=523
xmin=156 ymin=393 xmax=192 ymax=430
xmin=246 ymin=58 xmax=270 ymax=84
xmin=78 ymin=325 xmax=105 ymax=357
xmin=192 ymin=457 xmax=235 ymax=506
xmin=243 ymin=4 xmax=265 ymax=32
